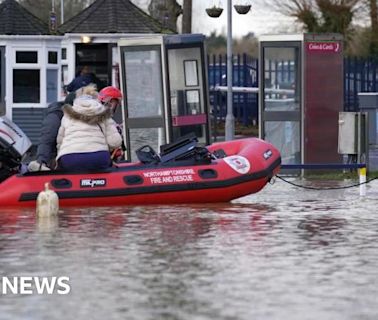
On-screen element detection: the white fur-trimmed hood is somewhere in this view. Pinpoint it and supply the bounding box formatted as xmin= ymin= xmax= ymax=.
xmin=63 ymin=95 xmax=111 ymax=125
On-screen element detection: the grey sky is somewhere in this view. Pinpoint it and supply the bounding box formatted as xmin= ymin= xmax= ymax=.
xmin=133 ymin=0 xmax=299 ymax=38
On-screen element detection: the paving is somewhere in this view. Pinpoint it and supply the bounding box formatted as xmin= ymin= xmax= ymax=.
xmin=368 ymin=144 xmax=378 ymax=171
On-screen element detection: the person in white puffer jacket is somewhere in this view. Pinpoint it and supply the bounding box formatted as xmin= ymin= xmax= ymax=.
xmin=56 ymin=85 xmax=122 ymax=171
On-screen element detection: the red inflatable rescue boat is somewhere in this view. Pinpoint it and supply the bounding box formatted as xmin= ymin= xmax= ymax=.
xmin=0 ymin=117 xmax=280 ymax=207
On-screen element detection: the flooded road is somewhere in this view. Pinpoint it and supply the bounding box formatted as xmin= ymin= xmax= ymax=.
xmin=1 ymin=178 xmax=378 ymax=320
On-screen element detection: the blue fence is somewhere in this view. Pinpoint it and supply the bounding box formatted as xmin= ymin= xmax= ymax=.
xmin=344 ymin=57 xmax=378 ymax=111
xmin=208 ymin=55 xmax=378 ymax=125
xmin=207 ymin=54 xmax=258 ymax=126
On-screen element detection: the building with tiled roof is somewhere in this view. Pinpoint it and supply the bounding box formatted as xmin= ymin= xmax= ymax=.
xmin=0 ymin=0 xmax=61 ymax=142
xmin=59 ymin=0 xmax=166 ymax=34
xmin=0 ymin=0 xmax=50 ymax=35
xmin=58 ymin=0 xmax=172 ymax=121
xmin=0 ymin=0 xmax=172 ymax=143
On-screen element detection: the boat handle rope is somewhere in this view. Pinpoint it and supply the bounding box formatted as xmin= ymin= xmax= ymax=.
xmin=275 ymin=175 xmax=378 ymax=190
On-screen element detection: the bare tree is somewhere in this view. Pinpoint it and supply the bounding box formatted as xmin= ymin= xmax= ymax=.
xmin=272 ymin=0 xmax=359 ymax=32
xmin=367 ymin=0 xmax=378 ymax=54
xmin=148 ymin=0 xmax=182 ymax=32
xmin=270 ymin=0 xmax=360 ymax=50
xmin=273 ymin=0 xmax=319 ymax=31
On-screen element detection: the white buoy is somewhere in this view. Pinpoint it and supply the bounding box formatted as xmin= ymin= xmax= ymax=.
xmin=36 ymin=182 xmax=59 ymax=217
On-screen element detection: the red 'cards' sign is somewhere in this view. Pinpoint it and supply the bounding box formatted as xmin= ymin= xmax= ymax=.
xmin=306 ymin=42 xmax=341 ymax=53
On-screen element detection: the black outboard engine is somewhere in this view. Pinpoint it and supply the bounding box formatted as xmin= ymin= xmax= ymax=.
xmin=0 ymin=116 xmax=32 ymax=181
xmin=135 ymin=133 xmax=211 ymax=165
xmin=159 ymin=133 xmax=210 ymax=163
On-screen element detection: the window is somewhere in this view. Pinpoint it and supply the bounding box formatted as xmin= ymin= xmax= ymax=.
xmin=13 ymin=70 xmax=40 ymax=103
xmin=112 ymin=46 xmax=120 ymax=88
xmin=16 ymin=51 xmax=38 ymax=63
xmin=184 ymin=60 xmax=199 ymax=86
xmin=46 ymin=69 xmax=58 ymax=102
xmin=61 ymin=48 xmax=67 ymax=60
xmin=61 ymin=65 xmax=68 ymax=87
xmin=48 ymin=51 xmax=58 ymax=64
xmin=123 ymin=48 xmax=163 ymax=118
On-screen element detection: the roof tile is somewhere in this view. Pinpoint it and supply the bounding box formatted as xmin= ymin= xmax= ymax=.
xmin=59 ymin=0 xmax=170 ymax=34
xmin=0 ymin=0 xmax=49 ymax=35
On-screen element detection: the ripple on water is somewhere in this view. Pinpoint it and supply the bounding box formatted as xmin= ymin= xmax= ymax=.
xmin=0 ymin=179 xmax=378 ymax=319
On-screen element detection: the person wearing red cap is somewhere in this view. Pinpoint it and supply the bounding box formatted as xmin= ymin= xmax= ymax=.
xmin=98 ymin=86 xmax=126 ymax=161
xmin=98 ymin=86 xmax=123 ymax=114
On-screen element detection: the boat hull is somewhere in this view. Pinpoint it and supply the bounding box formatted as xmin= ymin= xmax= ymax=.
xmin=0 ymin=138 xmax=281 ymax=207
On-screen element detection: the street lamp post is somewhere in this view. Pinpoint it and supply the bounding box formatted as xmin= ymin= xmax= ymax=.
xmin=61 ymin=0 xmax=64 ymax=23
xmin=225 ymin=0 xmax=234 ymax=141
xmin=207 ymin=1 xmax=251 ymax=141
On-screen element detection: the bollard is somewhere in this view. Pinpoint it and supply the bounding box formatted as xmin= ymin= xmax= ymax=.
xmin=36 ymin=182 xmax=59 ymax=217
xmin=359 ymin=167 xmax=367 ymax=197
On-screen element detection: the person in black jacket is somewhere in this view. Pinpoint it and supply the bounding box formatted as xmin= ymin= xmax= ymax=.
xmin=28 ymin=92 xmax=76 ymax=171
xmin=65 ymin=66 xmax=105 ymax=93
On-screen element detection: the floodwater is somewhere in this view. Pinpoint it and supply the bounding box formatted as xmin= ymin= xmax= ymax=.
xmin=1 ymin=178 xmax=378 ymax=320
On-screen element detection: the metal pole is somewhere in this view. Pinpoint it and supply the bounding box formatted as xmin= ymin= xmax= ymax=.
xmin=359 ymin=166 xmax=367 ymax=196
xmin=61 ymin=0 xmax=64 ymax=23
xmin=225 ymin=0 xmax=234 ymax=141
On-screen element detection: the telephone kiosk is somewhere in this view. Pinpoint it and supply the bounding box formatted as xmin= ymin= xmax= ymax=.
xmin=118 ymin=34 xmax=210 ymax=161
xmin=259 ymin=33 xmax=344 ymax=173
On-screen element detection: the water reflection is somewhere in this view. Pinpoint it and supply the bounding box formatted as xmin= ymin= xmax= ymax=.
xmin=0 ymin=181 xmax=378 ymax=320
xmin=0 ymin=209 xmax=35 ymax=234
xmin=36 ymin=215 xmax=59 ymax=234
xmin=297 ymin=215 xmax=347 ymax=246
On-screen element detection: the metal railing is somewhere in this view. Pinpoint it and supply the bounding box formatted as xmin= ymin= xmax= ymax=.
xmin=207 ymin=55 xmax=378 ymax=125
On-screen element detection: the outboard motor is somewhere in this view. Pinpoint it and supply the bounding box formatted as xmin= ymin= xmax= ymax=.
xmin=159 ymin=133 xmax=210 ymax=163
xmin=0 ymin=116 xmax=32 ymax=181
xmin=135 ymin=133 xmax=211 ymax=165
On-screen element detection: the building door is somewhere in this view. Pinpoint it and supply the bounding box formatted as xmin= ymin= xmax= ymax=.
xmin=166 ymin=45 xmax=210 ymax=144
xmin=120 ymin=45 xmax=166 ymax=161
xmin=0 ymin=46 xmax=5 ymax=116
xmin=75 ymin=43 xmax=110 ymax=89
xmin=260 ymin=42 xmax=302 ymax=165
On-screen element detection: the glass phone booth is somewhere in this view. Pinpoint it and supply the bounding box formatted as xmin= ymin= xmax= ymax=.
xmin=259 ymin=34 xmax=343 ymax=171
xmin=118 ymin=34 xmax=210 ymax=161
